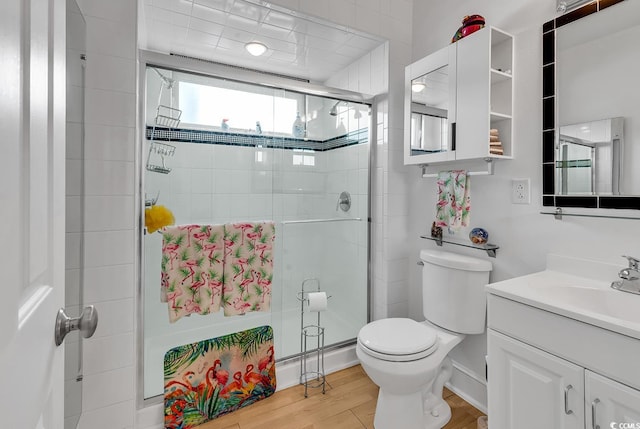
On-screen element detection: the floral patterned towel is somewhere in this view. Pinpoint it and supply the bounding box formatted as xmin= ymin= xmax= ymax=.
xmin=222 ymin=222 xmax=275 ymax=316
xmin=161 ymin=225 xmax=225 ymax=323
xmin=435 ymin=170 xmax=470 ymax=232
xmin=164 ymin=325 xmax=276 ymax=429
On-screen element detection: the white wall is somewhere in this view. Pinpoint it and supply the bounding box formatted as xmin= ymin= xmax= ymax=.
xmin=320 ymin=10 xmax=413 ymax=322
xmin=410 ymin=0 xmax=640 ymax=409
xmin=73 ymin=0 xmax=137 ymax=428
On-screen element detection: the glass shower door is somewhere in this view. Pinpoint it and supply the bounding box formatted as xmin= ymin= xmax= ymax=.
xmin=65 ymin=0 xmax=86 ymax=426
xmin=141 ymin=65 xmax=370 ymax=400
xmin=275 ymin=95 xmax=370 ymax=358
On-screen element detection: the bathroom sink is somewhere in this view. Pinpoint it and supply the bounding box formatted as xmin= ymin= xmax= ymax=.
xmin=536 ymin=284 xmax=640 ymax=325
xmin=486 ymin=254 xmax=640 ymax=340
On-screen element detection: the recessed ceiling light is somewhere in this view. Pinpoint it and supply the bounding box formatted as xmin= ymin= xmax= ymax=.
xmin=411 ymin=82 xmax=426 ymax=92
xmin=245 ymin=41 xmax=268 ymax=56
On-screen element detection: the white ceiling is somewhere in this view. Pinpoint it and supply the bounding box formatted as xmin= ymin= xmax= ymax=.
xmin=139 ymin=0 xmax=386 ymax=83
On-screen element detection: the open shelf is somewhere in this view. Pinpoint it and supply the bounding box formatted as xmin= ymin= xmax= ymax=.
xmin=491 ymin=68 xmax=512 ymax=84
xmin=490 ymin=111 xmax=512 ymax=121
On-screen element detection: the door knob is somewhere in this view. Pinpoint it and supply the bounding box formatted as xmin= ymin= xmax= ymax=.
xmin=55 ymin=305 xmax=98 ymax=346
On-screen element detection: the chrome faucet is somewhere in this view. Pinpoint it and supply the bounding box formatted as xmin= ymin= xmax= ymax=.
xmin=611 ymin=255 xmax=640 ymax=295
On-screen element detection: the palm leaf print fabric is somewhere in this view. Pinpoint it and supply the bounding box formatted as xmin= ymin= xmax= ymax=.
xmin=222 ymin=222 xmax=275 ymax=316
xmin=161 ymin=225 xmax=225 ymax=323
xmin=161 ymin=222 xmax=275 ymax=322
xmin=435 ymin=170 xmax=470 ymax=232
xmin=164 ymin=325 xmax=276 ymax=429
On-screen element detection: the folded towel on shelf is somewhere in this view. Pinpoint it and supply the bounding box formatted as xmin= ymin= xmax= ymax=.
xmin=490 ymin=128 xmax=500 ymax=136
xmin=161 ymin=224 xmax=225 ymax=323
xmin=222 ymin=222 xmax=276 ymax=316
xmin=435 ymin=170 xmax=470 ymax=232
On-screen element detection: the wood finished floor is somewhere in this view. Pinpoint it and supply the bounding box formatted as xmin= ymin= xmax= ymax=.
xmin=199 ymin=365 xmax=485 ymax=429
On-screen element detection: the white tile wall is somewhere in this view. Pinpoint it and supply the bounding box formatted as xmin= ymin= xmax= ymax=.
xmin=83 ymin=333 xmax=135 ymax=375
xmin=70 ymin=0 xmax=138 ymax=428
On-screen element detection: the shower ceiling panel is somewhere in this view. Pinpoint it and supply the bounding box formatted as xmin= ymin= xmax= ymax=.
xmin=139 ymin=0 xmax=385 ymax=82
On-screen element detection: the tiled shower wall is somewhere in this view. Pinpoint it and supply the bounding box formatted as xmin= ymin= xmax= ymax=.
xmin=73 ymin=0 xmax=137 ymax=427
xmin=324 ymin=36 xmax=411 ymax=321
xmin=70 ymin=0 xmax=412 ymax=427
xmin=142 ymin=139 xmax=368 ymax=399
xmin=143 ymin=138 xmax=369 ymax=316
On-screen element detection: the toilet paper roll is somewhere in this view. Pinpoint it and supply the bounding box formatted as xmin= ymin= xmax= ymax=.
xmin=307 ymin=292 xmax=328 ymax=312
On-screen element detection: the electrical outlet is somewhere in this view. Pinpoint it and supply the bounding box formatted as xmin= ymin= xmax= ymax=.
xmin=511 ymin=178 xmax=530 ymax=204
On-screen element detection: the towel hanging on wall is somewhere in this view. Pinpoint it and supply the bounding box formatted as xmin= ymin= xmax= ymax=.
xmin=435 ymin=170 xmax=470 ymax=232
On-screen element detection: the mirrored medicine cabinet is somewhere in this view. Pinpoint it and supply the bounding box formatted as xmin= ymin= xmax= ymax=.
xmin=404 ymin=26 xmax=514 ymax=167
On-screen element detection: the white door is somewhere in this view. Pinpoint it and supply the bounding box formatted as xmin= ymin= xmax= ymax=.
xmin=586 ymin=370 xmax=640 ymax=429
xmin=0 ymin=0 xmax=66 ymax=428
xmin=488 ymin=330 xmax=585 ymax=429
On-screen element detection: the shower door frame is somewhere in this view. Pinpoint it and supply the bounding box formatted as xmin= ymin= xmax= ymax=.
xmin=136 ymin=49 xmax=375 ymax=407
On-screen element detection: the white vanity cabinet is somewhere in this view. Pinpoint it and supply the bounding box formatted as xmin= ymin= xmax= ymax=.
xmin=488 ymin=330 xmax=584 ymax=429
xmin=585 ymin=371 xmax=640 ymax=429
xmin=404 ymin=26 xmax=514 ymax=166
xmin=487 ymin=293 xmax=640 ymax=429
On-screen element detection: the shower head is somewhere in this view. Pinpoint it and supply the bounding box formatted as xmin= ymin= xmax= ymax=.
xmin=329 ymin=100 xmax=343 ymax=116
xmin=330 ymin=100 xmax=364 ymax=119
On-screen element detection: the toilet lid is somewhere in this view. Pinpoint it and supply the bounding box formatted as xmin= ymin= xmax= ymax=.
xmin=358 ymin=318 xmax=438 ymax=362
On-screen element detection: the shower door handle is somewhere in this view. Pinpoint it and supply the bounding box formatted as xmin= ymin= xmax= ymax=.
xmin=55 ymin=305 xmax=98 ymax=346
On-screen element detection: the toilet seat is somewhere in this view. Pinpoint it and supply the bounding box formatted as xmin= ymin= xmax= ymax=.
xmin=357 ymin=318 xmax=438 ymax=362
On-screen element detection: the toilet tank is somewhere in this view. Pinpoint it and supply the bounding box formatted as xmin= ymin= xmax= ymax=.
xmin=420 ymin=249 xmax=492 ymax=334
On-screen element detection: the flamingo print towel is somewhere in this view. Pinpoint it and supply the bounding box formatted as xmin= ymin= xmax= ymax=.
xmin=222 ymin=222 xmax=275 ymax=316
xmin=161 ymin=225 xmax=225 ymax=323
xmin=435 ymin=170 xmax=470 ymax=232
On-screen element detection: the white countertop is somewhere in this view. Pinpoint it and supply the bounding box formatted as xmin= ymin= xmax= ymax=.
xmin=486 ymin=254 xmax=640 ymax=340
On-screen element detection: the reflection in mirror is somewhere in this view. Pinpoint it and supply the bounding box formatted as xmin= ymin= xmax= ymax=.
xmin=556 ymin=117 xmax=623 ymax=195
xmin=410 ymin=66 xmax=450 ymax=155
xmin=555 ymin=0 xmax=640 ymax=196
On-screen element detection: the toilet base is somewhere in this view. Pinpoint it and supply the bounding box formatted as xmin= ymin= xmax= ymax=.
xmin=422 ymin=391 xmax=452 ymax=428
xmin=373 ymin=390 xmax=452 ymax=429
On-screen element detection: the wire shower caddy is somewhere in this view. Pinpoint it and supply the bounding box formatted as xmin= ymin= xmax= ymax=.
xmin=146 ymin=68 xmax=181 ymax=174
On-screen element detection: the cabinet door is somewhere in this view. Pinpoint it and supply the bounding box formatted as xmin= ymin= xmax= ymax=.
xmin=455 ymin=26 xmax=491 ymax=160
xmin=404 ymin=43 xmax=457 ymax=165
xmin=488 ymin=330 xmax=584 ymax=429
xmin=586 ymin=370 xmax=640 ymax=429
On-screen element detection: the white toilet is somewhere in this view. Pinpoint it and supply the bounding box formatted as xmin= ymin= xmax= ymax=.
xmin=356 ymin=249 xmax=492 ymax=429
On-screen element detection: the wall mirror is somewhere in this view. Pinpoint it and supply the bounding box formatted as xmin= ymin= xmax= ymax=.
xmin=410 ymin=66 xmax=450 ymax=155
xmin=404 ymin=46 xmax=457 ymax=165
xmin=542 ymin=0 xmax=640 ymax=209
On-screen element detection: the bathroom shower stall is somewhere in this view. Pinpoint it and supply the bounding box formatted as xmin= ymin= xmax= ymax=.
xmin=140 ymin=60 xmax=371 ymax=399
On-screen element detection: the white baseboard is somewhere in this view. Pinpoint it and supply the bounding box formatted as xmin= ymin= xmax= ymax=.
xmin=446 ymin=359 xmax=487 ymax=414
xmin=275 ymin=344 xmax=359 ymax=390
xmin=136 ymin=345 xmax=359 ymax=429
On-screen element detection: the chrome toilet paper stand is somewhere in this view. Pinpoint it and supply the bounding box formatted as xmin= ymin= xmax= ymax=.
xmin=297 ymin=278 xmax=331 ymax=397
